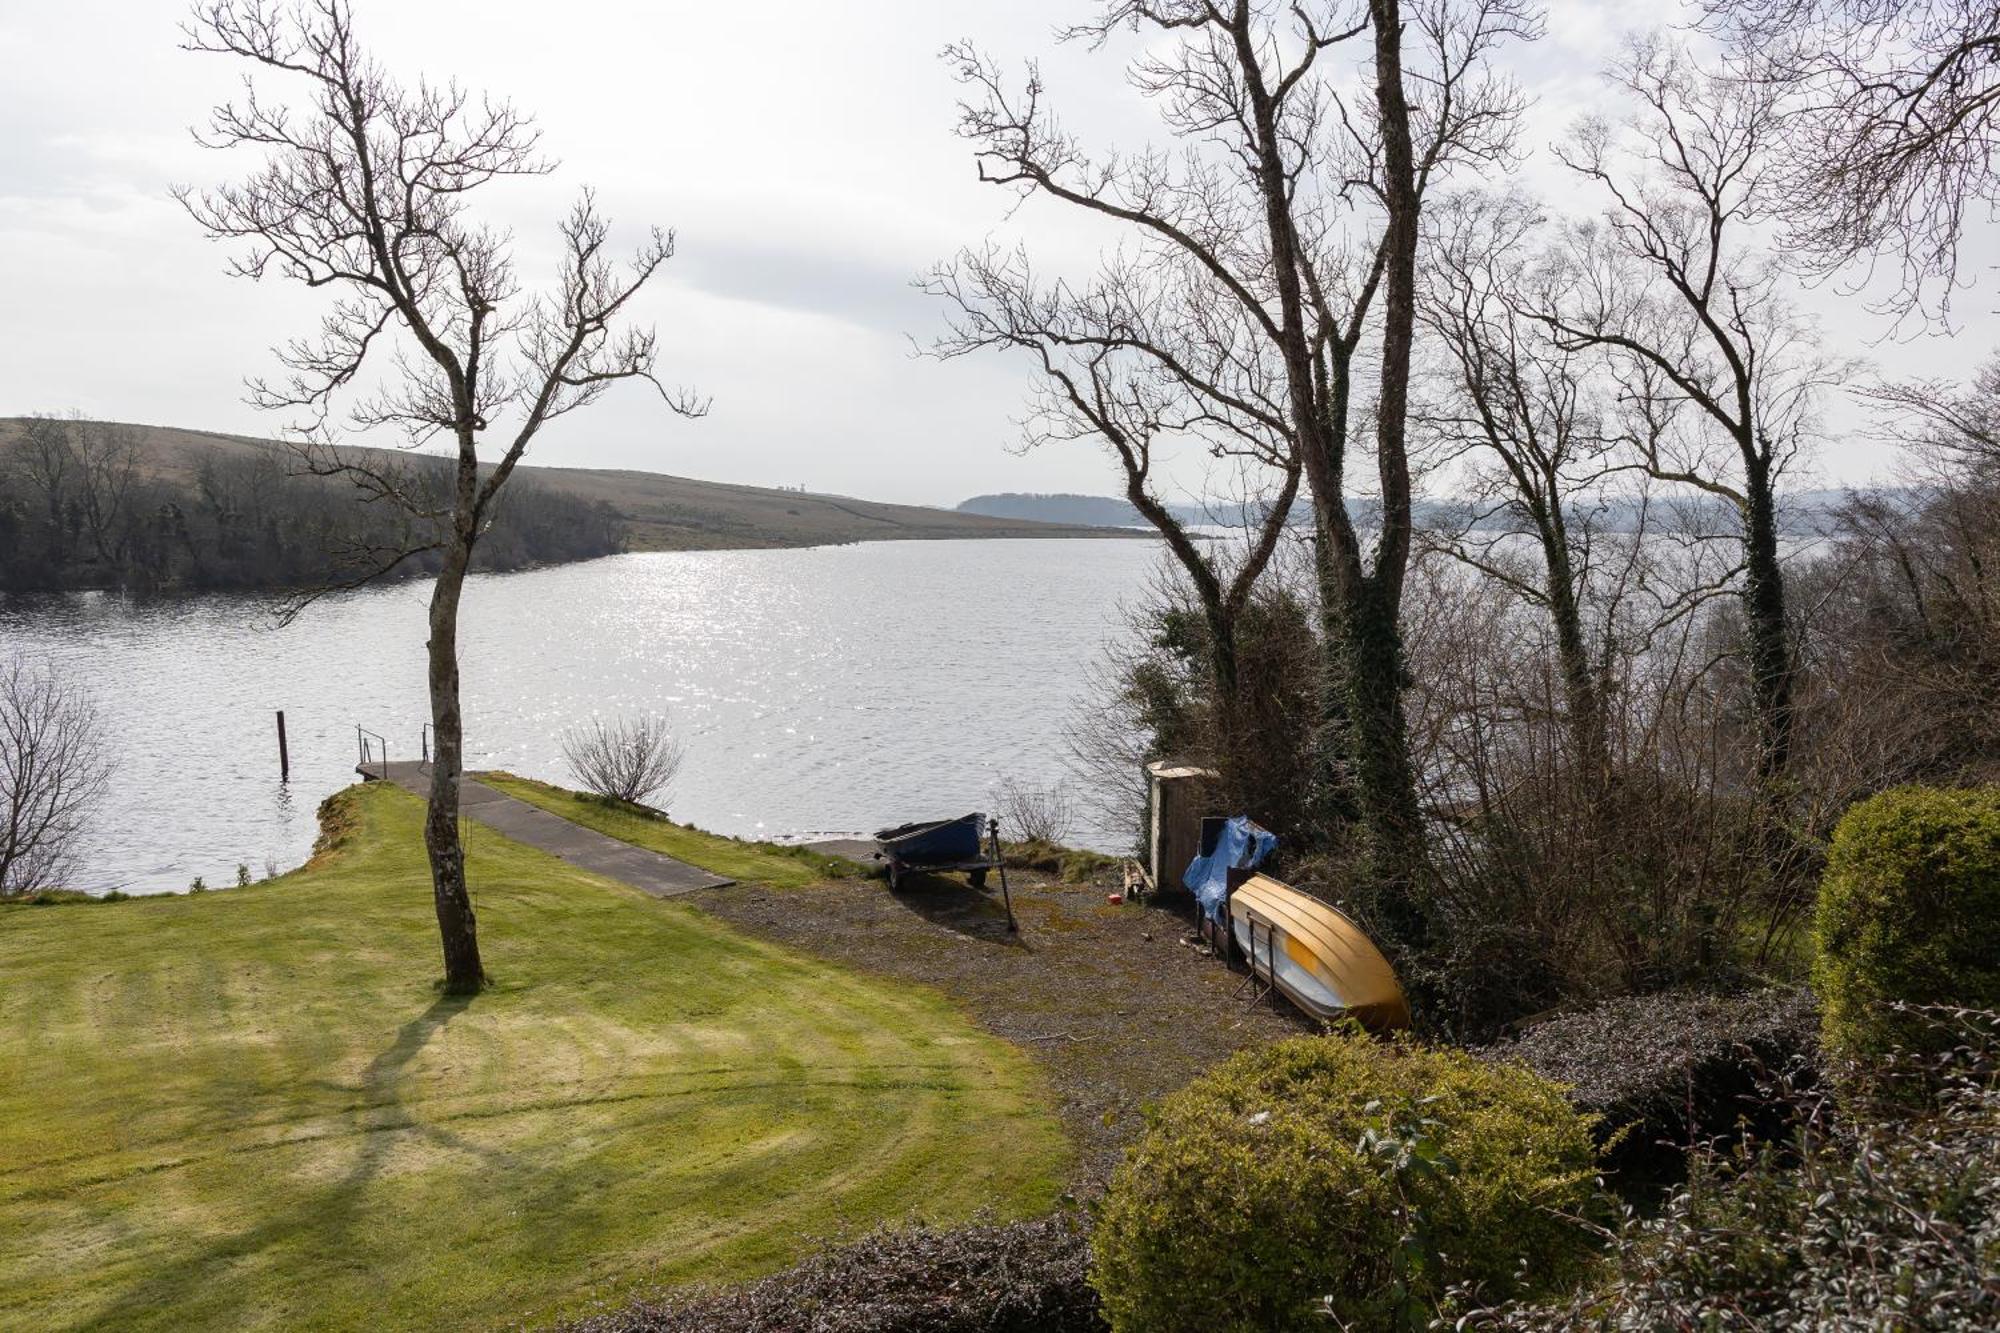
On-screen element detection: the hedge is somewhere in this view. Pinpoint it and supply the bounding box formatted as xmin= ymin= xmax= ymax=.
xmin=1459 ymin=1010 xmax=2000 ymax=1331
xmin=562 ymin=1213 xmax=1100 ymax=1333
xmin=1481 ymin=987 xmax=1818 ymax=1182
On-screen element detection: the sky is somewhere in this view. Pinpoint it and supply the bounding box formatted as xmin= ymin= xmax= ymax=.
xmin=0 ymin=0 xmax=1991 ymax=507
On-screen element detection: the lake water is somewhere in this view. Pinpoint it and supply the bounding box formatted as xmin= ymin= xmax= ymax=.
xmin=4 ymin=538 xmax=1161 ymax=894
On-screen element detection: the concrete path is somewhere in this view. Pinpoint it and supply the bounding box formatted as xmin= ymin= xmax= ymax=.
xmin=357 ymin=760 xmax=733 ymax=896
xmin=801 ymin=838 xmax=883 ymax=866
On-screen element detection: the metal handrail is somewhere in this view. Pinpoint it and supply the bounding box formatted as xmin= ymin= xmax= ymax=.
xmin=356 ymin=725 xmax=389 ymax=772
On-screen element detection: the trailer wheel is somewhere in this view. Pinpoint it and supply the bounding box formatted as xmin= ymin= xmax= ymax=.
xmin=969 ymin=869 xmax=988 ymax=890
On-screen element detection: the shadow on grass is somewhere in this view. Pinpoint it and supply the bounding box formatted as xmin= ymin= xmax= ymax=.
xmin=79 ymin=989 xmax=551 ymax=1328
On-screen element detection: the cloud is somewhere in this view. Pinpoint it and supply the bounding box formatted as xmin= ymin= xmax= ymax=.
xmin=0 ymin=0 xmax=1990 ymax=504
xmin=671 ymin=229 xmax=937 ymax=339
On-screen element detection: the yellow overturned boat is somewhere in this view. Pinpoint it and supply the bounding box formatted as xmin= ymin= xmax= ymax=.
xmin=1228 ymin=874 xmax=1411 ymax=1031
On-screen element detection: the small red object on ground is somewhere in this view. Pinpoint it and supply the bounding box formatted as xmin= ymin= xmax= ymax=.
xmin=1107 ymin=892 xmax=1124 ymax=905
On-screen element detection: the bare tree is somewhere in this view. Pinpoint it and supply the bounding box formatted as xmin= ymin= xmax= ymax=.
xmin=936 ymin=0 xmax=1536 ymax=946
xmin=1782 ymin=357 xmax=2000 ymax=837
xmin=2 ymin=416 xmax=142 ymax=572
xmin=991 ymin=777 xmax=1078 ymax=846
xmin=1858 ymin=353 xmax=2000 ymax=473
xmin=1402 ymin=543 xmax=1791 ymax=1023
xmin=12 ymin=415 xmax=77 ymax=569
xmin=925 ymin=242 xmax=1303 ymax=766
xmin=1702 ymin=0 xmax=2000 ymax=324
xmin=561 ymin=714 xmax=686 ymax=810
xmin=0 ymin=656 xmax=112 ymax=897
xmin=1535 ymin=37 xmax=1844 ymax=847
xmin=177 ymin=0 xmax=703 ymax=992
xmin=65 ymin=419 xmax=144 ymax=566
xmin=1417 ymin=192 xmax=1625 ymax=774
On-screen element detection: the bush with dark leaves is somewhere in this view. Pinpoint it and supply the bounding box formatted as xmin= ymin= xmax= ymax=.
xmin=1480 ymin=988 xmax=1818 ymax=1181
xmin=1457 ymin=1007 xmax=2000 ymax=1332
xmin=559 ymin=1213 xmax=1101 ymax=1333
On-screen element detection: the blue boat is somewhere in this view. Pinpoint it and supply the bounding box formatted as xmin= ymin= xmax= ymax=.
xmin=871 ymin=812 xmax=1018 ymax=932
xmin=874 ymin=813 xmax=985 ymax=867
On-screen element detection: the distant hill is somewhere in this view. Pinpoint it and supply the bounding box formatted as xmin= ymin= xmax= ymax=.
xmin=958 ymin=492 xmax=1242 ymax=528
xmin=0 ymin=420 xmax=1140 ymax=555
xmin=960 ymin=491 xmax=1436 ymax=531
xmin=959 ymin=488 xmax=1869 ymax=537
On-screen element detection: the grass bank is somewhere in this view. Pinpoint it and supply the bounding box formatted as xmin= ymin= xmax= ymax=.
xmin=478 ymin=771 xmax=863 ymax=889
xmin=0 ymin=783 xmax=1067 ymax=1331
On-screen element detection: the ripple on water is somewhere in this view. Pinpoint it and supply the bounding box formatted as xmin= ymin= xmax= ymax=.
xmin=6 ymin=538 xmax=1158 ymax=893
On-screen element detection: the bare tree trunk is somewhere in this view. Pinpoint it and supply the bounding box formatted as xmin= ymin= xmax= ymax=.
xmin=1309 ymin=536 xmax=1360 ymax=828
xmin=424 ymin=547 xmax=483 ymax=992
xmin=1205 ymin=605 xmax=1243 ymax=728
xmin=1341 ymin=576 xmax=1428 ymax=938
xmin=1739 ymin=450 xmax=1805 ymax=934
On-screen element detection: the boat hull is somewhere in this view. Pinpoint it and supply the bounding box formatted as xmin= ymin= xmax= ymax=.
xmin=1229 ymin=875 xmax=1410 ymax=1030
xmin=874 ymin=813 xmax=984 ymax=866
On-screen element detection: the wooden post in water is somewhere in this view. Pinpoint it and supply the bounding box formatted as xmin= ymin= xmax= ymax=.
xmin=276 ymin=710 xmax=290 ymax=781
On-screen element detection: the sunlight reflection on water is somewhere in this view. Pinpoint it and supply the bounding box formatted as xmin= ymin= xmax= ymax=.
xmin=4 ymin=538 xmax=1159 ymax=893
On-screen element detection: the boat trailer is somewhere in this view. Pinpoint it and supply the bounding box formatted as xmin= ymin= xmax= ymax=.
xmin=872 ymin=813 xmax=1017 ymax=932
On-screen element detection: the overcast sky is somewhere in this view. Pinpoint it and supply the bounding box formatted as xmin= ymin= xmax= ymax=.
xmin=1 ymin=1 xmax=1991 ymax=506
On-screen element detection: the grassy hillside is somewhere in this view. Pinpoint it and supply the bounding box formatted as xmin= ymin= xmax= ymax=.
xmin=0 ymin=418 xmax=1134 ymax=553
xmin=0 ymin=783 xmax=1067 ymax=1331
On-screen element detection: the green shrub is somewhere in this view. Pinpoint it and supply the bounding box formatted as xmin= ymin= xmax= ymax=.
xmin=1089 ymin=1032 xmax=1602 ymax=1333
xmin=1814 ymin=785 xmax=2000 ymax=1067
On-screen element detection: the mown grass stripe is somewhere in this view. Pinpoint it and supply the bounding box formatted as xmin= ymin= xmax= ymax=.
xmin=0 ymin=783 xmax=1067 ymax=1331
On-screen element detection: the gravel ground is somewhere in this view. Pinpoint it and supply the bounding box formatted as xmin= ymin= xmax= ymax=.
xmin=686 ymin=864 xmax=1307 ymax=1184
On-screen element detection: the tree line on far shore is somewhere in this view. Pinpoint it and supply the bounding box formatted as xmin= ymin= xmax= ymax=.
xmin=0 ymin=416 xmax=625 ymax=596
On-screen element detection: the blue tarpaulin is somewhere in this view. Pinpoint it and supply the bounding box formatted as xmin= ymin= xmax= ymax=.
xmin=1183 ymin=815 xmax=1277 ymax=922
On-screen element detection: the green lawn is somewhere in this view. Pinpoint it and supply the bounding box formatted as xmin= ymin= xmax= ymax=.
xmin=0 ymin=784 xmax=1066 ymax=1331
xmin=478 ymin=772 xmax=866 ymax=890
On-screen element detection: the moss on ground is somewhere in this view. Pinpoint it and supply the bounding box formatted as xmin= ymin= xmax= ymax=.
xmin=0 ymin=783 xmax=1066 ymax=1331
xmin=1003 ymin=839 xmax=1126 ymax=884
